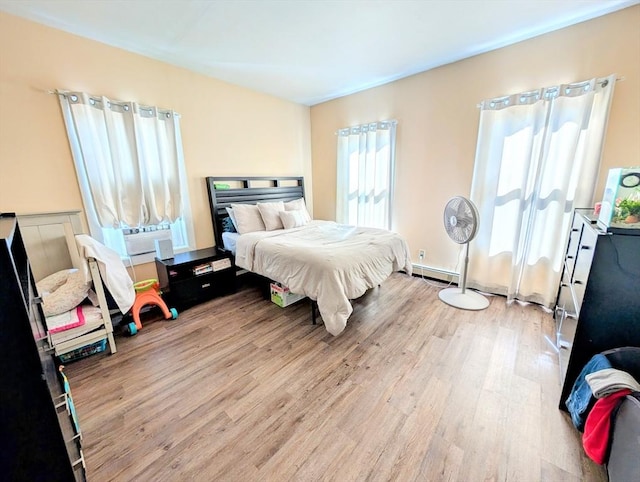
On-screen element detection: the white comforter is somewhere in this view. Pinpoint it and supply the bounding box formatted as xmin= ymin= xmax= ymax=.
xmin=235 ymin=220 xmax=412 ymax=336
xmin=75 ymin=234 xmax=135 ymax=314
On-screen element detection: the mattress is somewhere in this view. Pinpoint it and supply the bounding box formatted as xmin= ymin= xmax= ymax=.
xmin=222 ymin=231 xmax=240 ymax=255
xmin=235 ymin=220 xmax=412 ymax=335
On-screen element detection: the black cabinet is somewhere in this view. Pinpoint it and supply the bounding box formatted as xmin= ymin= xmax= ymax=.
xmin=155 ymin=248 xmax=235 ymax=309
xmin=555 ymin=209 xmax=640 ymax=410
xmin=0 ymin=213 xmax=85 ymax=481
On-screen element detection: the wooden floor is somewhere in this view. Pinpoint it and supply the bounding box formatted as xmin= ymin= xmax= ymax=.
xmin=66 ymin=273 xmax=606 ymax=482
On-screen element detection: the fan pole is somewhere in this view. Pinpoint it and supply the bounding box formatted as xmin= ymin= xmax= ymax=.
xmin=460 ymin=242 xmax=469 ymax=294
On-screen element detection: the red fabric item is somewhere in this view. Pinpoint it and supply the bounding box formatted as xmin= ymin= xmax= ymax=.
xmin=582 ymin=389 xmax=632 ymax=464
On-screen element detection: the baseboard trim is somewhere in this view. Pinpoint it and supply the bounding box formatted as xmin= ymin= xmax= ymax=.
xmin=412 ymin=263 xmax=459 ymax=283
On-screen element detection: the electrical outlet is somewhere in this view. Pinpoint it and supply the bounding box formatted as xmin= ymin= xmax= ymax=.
xmin=418 ymin=249 xmax=425 ymax=260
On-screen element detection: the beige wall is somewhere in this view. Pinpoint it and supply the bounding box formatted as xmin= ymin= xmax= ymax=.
xmin=1 ymin=7 xmax=638 ymax=280
xmin=310 ymin=5 xmax=640 ymax=273
xmin=0 ymin=12 xmax=312 ymax=280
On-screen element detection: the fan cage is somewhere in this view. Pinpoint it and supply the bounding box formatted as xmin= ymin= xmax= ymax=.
xmin=443 ymin=196 xmax=479 ymax=244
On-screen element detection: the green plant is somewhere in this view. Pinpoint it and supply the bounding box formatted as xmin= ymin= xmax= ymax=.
xmin=618 ymin=198 xmax=640 ymax=217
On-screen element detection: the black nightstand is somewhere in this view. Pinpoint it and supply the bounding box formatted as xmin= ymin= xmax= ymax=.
xmin=155 ymin=248 xmax=236 ymax=309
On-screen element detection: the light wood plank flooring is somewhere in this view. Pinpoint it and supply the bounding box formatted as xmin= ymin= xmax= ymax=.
xmin=66 ymin=273 xmax=606 ymax=481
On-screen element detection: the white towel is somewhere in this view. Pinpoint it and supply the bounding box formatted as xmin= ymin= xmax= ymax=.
xmin=586 ymin=368 xmax=640 ymax=399
xmin=75 ymin=235 xmax=135 ymax=314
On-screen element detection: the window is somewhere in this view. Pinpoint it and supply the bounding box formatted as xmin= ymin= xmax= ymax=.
xmin=336 ymin=120 xmax=397 ymax=229
xmin=466 ymin=75 xmax=616 ymax=307
xmin=58 ymin=91 xmax=194 ymax=263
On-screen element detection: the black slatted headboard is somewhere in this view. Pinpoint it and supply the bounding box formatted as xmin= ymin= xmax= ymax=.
xmin=206 ymin=176 xmax=305 ymax=251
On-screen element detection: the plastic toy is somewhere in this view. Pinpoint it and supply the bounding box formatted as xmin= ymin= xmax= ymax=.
xmin=125 ymin=279 xmax=178 ymax=335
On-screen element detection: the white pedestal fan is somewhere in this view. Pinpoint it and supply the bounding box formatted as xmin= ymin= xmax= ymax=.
xmin=438 ymin=196 xmax=489 ymax=311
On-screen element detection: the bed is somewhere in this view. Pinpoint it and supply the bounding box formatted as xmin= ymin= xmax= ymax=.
xmin=206 ymin=176 xmax=412 ymax=335
xmin=18 ymin=211 xmax=134 ymax=357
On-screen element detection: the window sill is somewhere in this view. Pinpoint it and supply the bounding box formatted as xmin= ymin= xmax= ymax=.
xmin=125 ymin=246 xmax=192 ymax=266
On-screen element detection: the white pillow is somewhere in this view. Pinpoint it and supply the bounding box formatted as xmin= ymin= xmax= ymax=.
xmin=284 ymin=198 xmax=311 ymax=222
xmin=280 ymin=210 xmax=309 ymax=229
xmin=257 ymin=201 xmax=285 ymax=230
xmin=37 ymin=268 xmax=76 ymax=294
xmin=37 ymin=269 xmax=91 ymax=317
xmin=230 ymin=203 xmax=266 ymax=234
xmin=225 ymin=207 xmax=238 ymax=231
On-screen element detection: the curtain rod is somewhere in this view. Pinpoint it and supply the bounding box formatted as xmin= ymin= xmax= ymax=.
xmin=334 ymin=119 xmax=398 ymax=135
xmin=475 ymin=76 xmax=624 ymax=109
xmin=46 ymin=89 xmax=181 ymax=117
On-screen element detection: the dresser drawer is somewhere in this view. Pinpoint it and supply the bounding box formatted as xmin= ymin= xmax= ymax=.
xmin=571 ymin=268 xmax=588 ymax=311
xmin=564 ymin=228 xmax=582 ymax=277
xmin=570 ymin=224 xmax=597 ymax=311
xmin=572 ymin=229 xmax=596 ymax=281
xmin=556 ymin=281 xmax=577 ymax=318
xmin=578 ymin=223 xmax=598 ymax=251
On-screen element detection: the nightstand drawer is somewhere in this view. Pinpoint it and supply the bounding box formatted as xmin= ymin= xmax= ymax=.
xmin=169 ymin=270 xmax=235 ymax=307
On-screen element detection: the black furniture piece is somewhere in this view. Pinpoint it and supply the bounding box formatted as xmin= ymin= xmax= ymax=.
xmin=554 ymin=209 xmax=640 ymax=410
xmin=205 ymin=176 xmax=322 ymax=321
xmin=155 ymin=247 xmax=235 ymax=309
xmin=205 ymin=176 xmax=305 ymax=252
xmin=205 ymin=175 xmax=304 ymax=295
xmin=0 ymin=213 xmax=85 ymax=481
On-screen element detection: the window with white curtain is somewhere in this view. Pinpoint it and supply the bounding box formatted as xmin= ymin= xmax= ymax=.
xmin=58 ymin=91 xmax=194 ymax=263
xmin=466 ymin=75 xmax=616 ymax=307
xmin=336 ymin=120 xmax=397 ymax=229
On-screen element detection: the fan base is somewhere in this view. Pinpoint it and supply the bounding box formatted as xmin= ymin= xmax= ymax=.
xmin=438 ymin=287 xmax=489 ymax=311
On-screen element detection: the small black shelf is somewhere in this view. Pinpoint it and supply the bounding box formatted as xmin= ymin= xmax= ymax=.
xmin=155 ymin=248 xmax=236 ymax=309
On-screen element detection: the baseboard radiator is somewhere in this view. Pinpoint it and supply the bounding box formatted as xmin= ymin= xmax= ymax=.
xmin=411 ymin=263 xmax=459 ymax=284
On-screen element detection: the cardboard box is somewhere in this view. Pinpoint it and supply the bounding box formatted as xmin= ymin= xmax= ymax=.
xmin=270 ymin=282 xmax=305 ymax=307
xmin=597 ymin=167 xmax=640 ymax=230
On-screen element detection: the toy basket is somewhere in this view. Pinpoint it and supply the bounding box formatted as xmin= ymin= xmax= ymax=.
xmin=58 ymin=339 xmax=107 ymax=363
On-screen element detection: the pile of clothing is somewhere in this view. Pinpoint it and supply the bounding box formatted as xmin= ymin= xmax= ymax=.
xmin=566 ymin=352 xmax=640 ymax=464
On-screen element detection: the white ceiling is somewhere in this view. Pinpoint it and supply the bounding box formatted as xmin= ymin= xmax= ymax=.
xmin=1 ymin=0 xmax=637 ymax=106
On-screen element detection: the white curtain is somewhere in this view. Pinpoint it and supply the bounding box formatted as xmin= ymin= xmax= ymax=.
xmin=467 ymin=74 xmax=616 ymax=307
xmin=336 ymin=120 xmax=396 ymax=229
xmin=58 ymin=92 xmax=185 ymax=239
